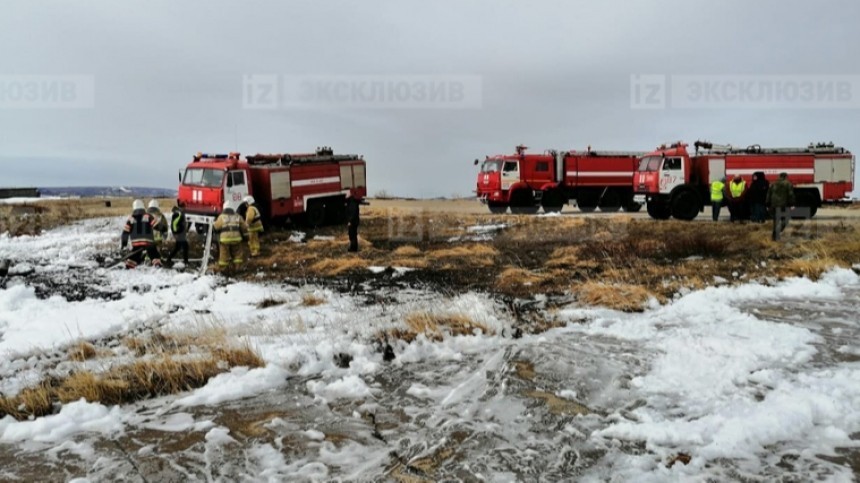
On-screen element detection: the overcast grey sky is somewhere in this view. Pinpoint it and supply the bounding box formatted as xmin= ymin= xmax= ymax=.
xmin=1 ymin=0 xmax=859 ymax=197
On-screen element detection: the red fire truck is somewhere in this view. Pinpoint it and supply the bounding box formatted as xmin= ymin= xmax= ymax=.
xmin=475 ymin=145 xmax=645 ymax=214
xmin=634 ymin=141 xmax=854 ymax=220
xmin=177 ymin=147 xmax=367 ymax=226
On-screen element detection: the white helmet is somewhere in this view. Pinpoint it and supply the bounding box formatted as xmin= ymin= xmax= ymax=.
xmin=243 ymin=195 xmax=255 ymax=205
xmin=132 ymin=199 xmax=144 ymax=210
xmin=223 ymin=201 xmax=232 ymax=211
xmin=148 ymin=199 xmax=160 ymax=210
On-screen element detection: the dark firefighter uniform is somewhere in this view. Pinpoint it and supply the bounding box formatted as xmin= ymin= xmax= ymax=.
xmin=121 ymin=203 xmax=162 ymax=269
xmin=213 ymin=203 xmax=248 ymax=270
xmin=346 ymin=192 xmax=360 ymax=252
xmin=166 ymin=205 xmax=189 ymax=265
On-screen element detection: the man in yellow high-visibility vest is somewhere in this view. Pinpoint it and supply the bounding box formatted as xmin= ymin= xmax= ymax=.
xmin=727 ymin=174 xmax=747 ymax=222
xmin=710 ymin=177 xmax=726 ymax=221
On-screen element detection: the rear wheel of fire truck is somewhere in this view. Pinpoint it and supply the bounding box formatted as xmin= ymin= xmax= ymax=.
xmin=487 ymin=202 xmax=508 ymax=214
xmin=541 ymin=190 xmax=565 ymax=213
xmin=598 ymin=190 xmax=622 ymax=212
xmin=646 ymin=199 xmax=671 ymax=220
xmin=793 ymin=189 xmax=820 ymax=219
xmin=576 ymin=191 xmax=598 ymax=213
xmin=509 ymin=190 xmax=538 ymax=215
xmin=670 ymin=190 xmax=700 ymax=221
xmin=305 ymin=201 xmax=326 ymax=227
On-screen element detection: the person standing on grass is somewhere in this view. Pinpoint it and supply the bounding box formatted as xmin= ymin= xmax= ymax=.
xmin=121 ymin=199 xmax=161 ymax=269
xmin=710 ymin=177 xmax=726 ymax=221
xmin=346 ymin=190 xmax=361 ymax=252
xmin=242 ymin=195 xmax=264 ymax=257
xmin=165 ymin=203 xmax=189 ymax=266
xmin=748 ymin=171 xmax=769 ymax=223
xmin=213 ymin=201 xmax=248 ymax=272
xmin=766 ymin=172 xmax=796 ymax=241
xmin=726 ymin=174 xmax=747 ymax=222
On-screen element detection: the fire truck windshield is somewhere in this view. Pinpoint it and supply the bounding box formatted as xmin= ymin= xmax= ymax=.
xmin=183 ymin=168 xmax=224 ymax=188
xmin=638 ymin=156 xmax=662 ymax=172
xmin=481 ymin=160 xmax=504 ymax=173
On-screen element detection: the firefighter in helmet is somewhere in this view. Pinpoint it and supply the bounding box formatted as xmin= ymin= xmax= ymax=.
xmin=213 ymin=200 xmax=248 ymax=271
xmin=121 ymin=199 xmax=162 ymax=269
xmin=241 ymin=195 xmax=264 ymax=257
xmin=147 ymin=199 xmax=168 ymax=250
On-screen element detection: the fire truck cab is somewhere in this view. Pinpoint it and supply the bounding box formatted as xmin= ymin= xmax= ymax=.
xmin=178 ymin=153 xmax=248 ymax=219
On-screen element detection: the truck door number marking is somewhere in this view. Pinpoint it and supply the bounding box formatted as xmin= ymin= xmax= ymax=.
xmin=659 ymin=175 xmax=677 ymax=189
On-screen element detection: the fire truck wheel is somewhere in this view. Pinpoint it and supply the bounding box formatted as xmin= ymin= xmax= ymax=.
xmin=511 ymin=206 xmax=539 ymax=215
xmin=646 ymin=201 xmax=671 ymax=220
xmin=487 ymin=203 xmax=508 ymax=214
xmin=793 ymin=190 xmax=819 ymax=219
xmin=598 ymin=190 xmax=622 ymax=212
xmin=624 ymin=202 xmax=643 ymax=212
xmin=541 ymin=190 xmax=564 ymax=213
xmin=306 ymin=202 xmax=326 ymax=227
xmin=670 ymin=190 xmax=700 ymax=221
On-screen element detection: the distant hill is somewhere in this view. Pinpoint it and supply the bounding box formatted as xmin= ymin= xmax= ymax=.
xmin=38 ymin=186 xmax=178 ymax=198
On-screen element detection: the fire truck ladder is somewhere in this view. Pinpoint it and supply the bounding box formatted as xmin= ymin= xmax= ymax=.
xmin=186 ymin=214 xmax=216 ymax=276
xmin=694 ymin=140 xmax=848 ymax=155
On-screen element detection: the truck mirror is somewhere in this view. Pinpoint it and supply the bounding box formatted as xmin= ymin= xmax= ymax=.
xmin=226 ymin=175 xmax=233 ymax=188
xmin=178 ymin=170 xmax=181 ymax=183
xmin=473 ymin=159 xmax=479 ymax=166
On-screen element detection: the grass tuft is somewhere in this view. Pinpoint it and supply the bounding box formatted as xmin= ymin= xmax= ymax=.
xmin=310 ymin=257 xmax=369 ymax=276
xmin=68 ymin=341 xmax=98 ymax=361
xmin=576 ymin=281 xmax=654 ymax=312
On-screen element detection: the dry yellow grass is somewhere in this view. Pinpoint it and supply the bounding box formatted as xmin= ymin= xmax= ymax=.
xmin=495 ymin=267 xmax=547 ymax=292
xmin=0 ymin=335 xmax=265 ymax=421
xmin=386 ymin=312 xmax=492 ymax=342
xmin=777 ymin=257 xmax=844 ymax=280
xmin=310 ymin=257 xmax=369 ymax=276
xmin=301 ymin=293 xmax=326 ymax=306
xmin=427 ymin=244 xmax=499 ymax=267
xmin=68 ymin=341 xmax=97 ymax=361
xmin=390 ymin=258 xmax=429 ymax=269
xmin=392 ymin=245 xmax=421 ymax=257
xmin=545 ymin=246 xmax=582 ymax=269
xmin=576 ymin=281 xmax=654 ymax=312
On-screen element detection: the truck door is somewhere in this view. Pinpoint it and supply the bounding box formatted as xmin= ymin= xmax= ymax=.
xmin=659 ymin=157 xmax=684 ymax=194
xmin=224 ymin=170 xmax=249 ymax=205
xmin=501 ymin=161 xmax=520 ymax=190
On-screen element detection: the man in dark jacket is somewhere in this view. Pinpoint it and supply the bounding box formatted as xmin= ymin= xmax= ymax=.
xmin=346 ymin=190 xmax=361 ymax=252
xmin=165 ymin=204 xmax=189 ymax=266
xmin=747 ymin=171 xmax=769 ymax=223
xmin=766 ymin=172 xmax=796 ymax=241
xmin=121 ymin=199 xmax=162 ymax=268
